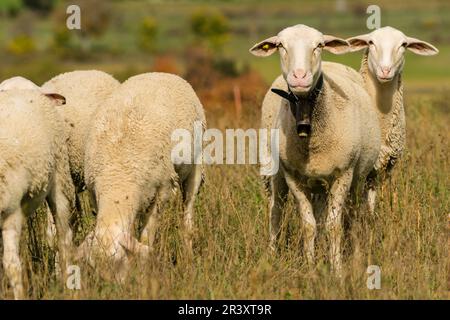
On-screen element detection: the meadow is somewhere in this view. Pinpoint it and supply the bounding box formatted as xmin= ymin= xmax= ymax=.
xmin=0 ymin=0 xmax=448 ymax=299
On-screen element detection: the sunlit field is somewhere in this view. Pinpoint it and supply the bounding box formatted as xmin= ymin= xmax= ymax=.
xmin=0 ymin=0 xmax=448 ymax=299
xmin=0 ymin=89 xmax=447 ymax=299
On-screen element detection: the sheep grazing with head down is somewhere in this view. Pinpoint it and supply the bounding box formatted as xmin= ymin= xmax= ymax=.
xmin=347 ymin=26 xmax=439 ymax=213
xmin=0 ymin=77 xmax=74 ymax=299
xmin=78 ymin=72 xmax=206 ymax=280
xmin=41 ymin=71 xmax=120 ymax=264
xmin=251 ymin=24 xmax=381 ymax=274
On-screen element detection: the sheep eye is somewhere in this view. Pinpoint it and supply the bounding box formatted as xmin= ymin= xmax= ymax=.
xmin=401 ymin=42 xmax=408 ymax=47
xmin=313 ymin=43 xmax=324 ymax=53
xmin=368 ymin=40 xmax=374 ymax=45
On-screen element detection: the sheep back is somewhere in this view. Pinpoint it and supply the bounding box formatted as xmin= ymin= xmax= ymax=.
xmin=41 ymin=70 xmax=120 ymax=190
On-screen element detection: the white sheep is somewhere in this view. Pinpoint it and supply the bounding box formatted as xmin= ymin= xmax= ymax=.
xmin=0 ymin=77 xmax=74 ymax=299
xmin=1 ymin=76 xmax=46 ymax=91
xmin=41 ymin=70 xmax=120 ymax=194
xmin=41 ymin=71 xmax=120 ymax=265
xmin=251 ymin=25 xmax=381 ymax=273
xmin=78 ymin=72 xmax=206 ymax=280
xmin=347 ymin=26 xmax=439 ymax=213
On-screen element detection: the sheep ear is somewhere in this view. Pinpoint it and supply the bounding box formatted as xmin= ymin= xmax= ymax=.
xmin=405 ymin=37 xmax=439 ymax=56
xmin=249 ymin=36 xmax=280 ymax=57
xmin=346 ymin=34 xmax=371 ymax=52
xmin=323 ymin=35 xmax=350 ymax=54
xmin=44 ymin=93 xmax=66 ymax=106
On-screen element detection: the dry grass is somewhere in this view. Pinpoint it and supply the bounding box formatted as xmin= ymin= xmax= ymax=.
xmin=0 ymin=89 xmax=448 ymax=300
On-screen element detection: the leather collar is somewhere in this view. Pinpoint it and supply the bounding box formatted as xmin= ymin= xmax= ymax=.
xmin=271 ymin=73 xmax=324 ymax=138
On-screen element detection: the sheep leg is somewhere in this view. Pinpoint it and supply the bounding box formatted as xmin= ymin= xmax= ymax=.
xmin=139 ymin=200 xmax=158 ymax=246
xmin=326 ymin=169 xmax=353 ymax=276
xmin=366 ymin=186 xmax=377 ymax=215
xmin=44 ymin=203 xmax=62 ymax=275
xmin=181 ymin=164 xmax=203 ymax=254
xmin=140 ymin=185 xmax=171 ymax=247
xmin=364 ymin=170 xmax=378 ymax=215
xmin=269 ymin=172 xmax=289 ymax=252
xmin=284 ymin=173 xmax=316 ymax=265
xmin=45 ymin=202 xmax=57 ymax=247
xmin=2 ymin=208 xmax=24 ymax=299
xmin=47 ymin=184 xmax=74 ymax=279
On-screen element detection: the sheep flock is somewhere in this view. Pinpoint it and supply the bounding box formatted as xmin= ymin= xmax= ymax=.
xmin=0 ymin=25 xmax=438 ymax=299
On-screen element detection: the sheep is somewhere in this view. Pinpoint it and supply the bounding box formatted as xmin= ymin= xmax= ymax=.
xmin=41 ymin=71 xmax=120 ymax=266
xmin=41 ymin=70 xmax=120 ymax=195
xmin=347 ymin=26 xmax=439 ymax=213
xmin=251 ymin=24 xmax=381 ymax=273
xmin=0 ymin=76 xmax=46 ymax=91
xmin=77 ymin=72 xmax=206 ymax=280
xmin=0 ymin=77 xmax=74 ymax=299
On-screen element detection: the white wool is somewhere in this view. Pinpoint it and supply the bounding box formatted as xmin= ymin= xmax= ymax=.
xmin=78 ymin=73 xmax=206 ymax=280
xmin=41 ymin=70 xmax=120 ymax=190
xmin=347 ymin=26 xmax=438 ymax=213
xmin=0 ymin=86 xmax=74 ymax=299
xmin=254 ymin=25 xmax=381 ymax=274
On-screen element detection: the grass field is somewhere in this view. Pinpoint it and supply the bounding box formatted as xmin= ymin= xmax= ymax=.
xmin=0 ymin=88 xmax=448 ymax=300
xmin=0 ymin=0 xmax=448 ymax=299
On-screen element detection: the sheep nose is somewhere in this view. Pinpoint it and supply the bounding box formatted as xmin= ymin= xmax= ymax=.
xmin=293 ymin=69 xmax=307 ymax=79
xmin=381 ymin=66 xmax=391 ymax=77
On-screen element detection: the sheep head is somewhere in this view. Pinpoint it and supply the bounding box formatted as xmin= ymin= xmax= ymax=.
xmin=347 ymin=26 xmax=439 ymax=83
xmin=249 ymin=24 xmax=349 ymax=96
xmin=0 ymin=76 xmax=66 ymax=105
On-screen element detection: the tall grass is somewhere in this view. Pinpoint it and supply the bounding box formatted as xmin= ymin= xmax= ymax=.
xmin=0 ymin=89 xmax=447 ymax=299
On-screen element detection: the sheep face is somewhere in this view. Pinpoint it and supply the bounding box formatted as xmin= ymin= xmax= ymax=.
xmin=77 ymin=226 xmax=151 ymax=282
xmin=347 ymin=26 xmax=438 ymax=83
xmin=249 ymin=24 xmax=349 ymax=96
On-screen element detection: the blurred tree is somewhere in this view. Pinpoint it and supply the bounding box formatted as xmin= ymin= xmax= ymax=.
xmin=153 ymin=55 xmax=179 ymax=74
xmin=76 ymin=0 xmax=111 ymax=53
xmin=50 ymin=0 xmax=111 ymax=59
xmin=53 ymin=27 xmax=71 ymax=48
xmin=7 ymin=35 xmax=36 ymax=56
xmin=5 ymin=10 xmax=38 ymax=57
xmin=0 ymin=0 xmax=23 ymax=17
xmin=70 ymin=0 xmax=111 ymax=37
xmin=23 ymin=0 xmax=57 ymax=14
xmin=190 ymin=8 xmax=230 ymax=51
xmin=138 ymin=17 xmax=158 ymax=53
xmin=51 ymin=26 xmax=75 ymax=58
xmin=12 ymin=10 xmax=37 ymax=35
xmin=213 ymin=57 xmax=240 ymax=78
